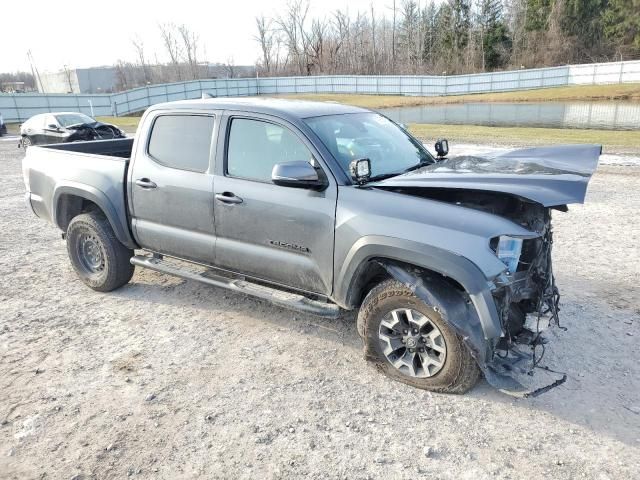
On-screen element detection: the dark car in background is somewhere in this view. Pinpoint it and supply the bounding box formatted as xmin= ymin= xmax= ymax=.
xmin=19 ymin=112 xmax=125 ymax=148
xmin=0 ymin=112 xmax=7 ymax=136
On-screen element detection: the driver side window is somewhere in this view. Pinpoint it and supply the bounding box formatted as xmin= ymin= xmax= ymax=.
xmin=226 ymin=118 xmax=312 ymax=182
xmin=44 ymin=115 xmax=58 ymax=128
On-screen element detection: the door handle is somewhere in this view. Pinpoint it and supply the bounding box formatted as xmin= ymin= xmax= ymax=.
xmin=135 ymin=178 xmax=157 ymax=189
xmin=215 ymin=192 xmax=243 ymax=204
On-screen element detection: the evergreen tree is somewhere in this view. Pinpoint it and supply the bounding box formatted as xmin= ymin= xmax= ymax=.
xmin=563 ymin=0 xmax=608 ymax=52
xmin=438 ymin=2 xmax=457 ymax=66
xmin=525 ymin=0 xmax=553 ymax=31
xmin=478 ymin=0 xmax=512 ymax=69
xmin=398 ymin=0 xmax=421 ymax=67
xmin=438 ymin=0 xmax=472 ymax=71
xmin=421 ymin=1 xmax=440 ymax=68
xmin=603 ymin=0 xmax=640 ymax=54
xmin=452 ymin=0 xmax=473 ymax=52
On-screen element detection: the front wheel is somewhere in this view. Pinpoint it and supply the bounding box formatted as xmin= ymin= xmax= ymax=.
xmin=21 ymin=136 xmax=32 ymax=149
xmin=66 ymin=212 xmax=134 ymax=292
xmin=358 ymin=279 xmax=481 ymax=394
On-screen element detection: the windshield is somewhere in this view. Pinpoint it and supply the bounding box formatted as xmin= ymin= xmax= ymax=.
xmin=55 ymin=113 xmax=95 ymax=127
xmin=305 ymin=112 xmax=434 ymax=181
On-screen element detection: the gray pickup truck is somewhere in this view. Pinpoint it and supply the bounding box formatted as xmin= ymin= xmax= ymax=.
xmin=22 ymin=98 xmax=600 ymax=395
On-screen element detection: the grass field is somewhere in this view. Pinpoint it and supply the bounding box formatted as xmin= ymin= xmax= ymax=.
xmin=274 ymin=83 xmax=640 ymax=108
xmin=410 ymin=124 xmax=640 ymax=153
xmin=95 ymin=116 xmax=141 ymax=128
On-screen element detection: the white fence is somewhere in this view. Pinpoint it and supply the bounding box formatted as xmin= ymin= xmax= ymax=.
xmin=2 ymin=60 xmax=640 ymax=123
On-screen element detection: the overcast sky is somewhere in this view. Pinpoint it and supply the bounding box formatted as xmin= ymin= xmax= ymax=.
xmin=1 ymin=0 xmax=396 ymax=73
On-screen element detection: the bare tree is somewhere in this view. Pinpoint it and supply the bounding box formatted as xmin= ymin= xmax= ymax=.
xmin=329 ymin=10 xmax=350 ymax=73
xmin=225 ymin=57 xmax=236 ymax=78
xmin=254 ymin=0 xmax=625 ymax=77
xmin=159 ymin=23 xmax=182 ymax=81
xmin=255 ymin=15 xmax=275 ymax=74
xmin=131 ymin=36 xmax=151 ymax=84
xmin=276 ymin=0 xmax=311 ymax=75
xmin=307 ymin=18 xmax=327 ymax=74
xmin=178 ymin=24 xmax=200 ymax=80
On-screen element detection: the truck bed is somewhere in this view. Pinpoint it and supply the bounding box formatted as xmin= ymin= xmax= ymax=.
xmin=38 ymin=137 xmax=134 ymax=158
xmin=22 ymin=138 xmax=136 ymax=248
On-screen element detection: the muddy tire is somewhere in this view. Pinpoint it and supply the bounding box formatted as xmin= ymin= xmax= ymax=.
xmin=66 ymin=212 xmax=134 ymax=292
xmin=358 ymin=280 xmax=481 ymax=394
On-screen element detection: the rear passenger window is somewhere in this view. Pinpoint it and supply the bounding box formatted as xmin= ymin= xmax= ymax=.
xmin=148 ymin=115 xmax=214 ymax=172
xmin=227 ymin=118 xmax=312 ymax=182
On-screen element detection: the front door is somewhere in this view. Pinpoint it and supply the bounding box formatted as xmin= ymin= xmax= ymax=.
xmin=41 ymin=114 xmax=66 ymax=144
xmin=213 ymin=115 xmax=337 ymax=295
xmin=129 ymin=112 xmax=218 ymax=264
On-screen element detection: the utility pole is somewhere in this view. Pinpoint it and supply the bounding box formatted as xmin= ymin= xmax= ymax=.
xmin=371 ymin=4 xmax=376 ymax=74
xmin=63 ymin=65 xmax=74 ymax=93
xmin=392 ymin=0 xmax=396 ymax=71
xmin=27 ymin=50 xmax=45 ymax=93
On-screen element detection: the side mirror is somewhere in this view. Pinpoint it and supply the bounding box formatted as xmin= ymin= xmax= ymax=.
xmin=272 ymin=161 xmax=327 ymax=190
xmin=435 ymin=138 xmax=449 ymax=158
xmin=48 ymin=124 xmax=59 ymax=130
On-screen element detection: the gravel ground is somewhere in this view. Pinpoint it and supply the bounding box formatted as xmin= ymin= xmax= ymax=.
xmin=1 ymin=139 xmax=639 ymax=479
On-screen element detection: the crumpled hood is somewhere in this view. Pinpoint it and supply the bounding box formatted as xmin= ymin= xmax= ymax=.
xmin=68 ymin=121 xmax=110 ymax=130
xmin=370 ymin=144 xmax=601 ymax=207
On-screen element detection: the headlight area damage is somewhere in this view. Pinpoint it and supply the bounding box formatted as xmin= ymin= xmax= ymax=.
xmin=366 ymin=145 xmax=602 ymax=396
xmin=376 ymin=212 xmax=564 ymax=398
xmin=67 ymin=122 xmax=125 ymax=141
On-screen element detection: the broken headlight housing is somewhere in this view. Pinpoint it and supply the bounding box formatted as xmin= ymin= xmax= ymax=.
xmin=491 ymin=235 xmax=523 ymax=274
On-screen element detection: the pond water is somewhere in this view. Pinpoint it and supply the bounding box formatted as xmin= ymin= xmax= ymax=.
xmin=380 ymin=101 xmax=640 ymax=130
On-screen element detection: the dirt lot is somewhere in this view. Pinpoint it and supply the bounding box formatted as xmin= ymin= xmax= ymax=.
xmin=1 ymin=138 xmax=638 ymax=479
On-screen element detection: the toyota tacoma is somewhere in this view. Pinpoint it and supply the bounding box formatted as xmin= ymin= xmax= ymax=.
xmin=21 ymin=98 xmax=600 ymax=395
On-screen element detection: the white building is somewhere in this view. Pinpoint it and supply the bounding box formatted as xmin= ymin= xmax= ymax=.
xmin=38 ymin=67 xmax=117 ymax=94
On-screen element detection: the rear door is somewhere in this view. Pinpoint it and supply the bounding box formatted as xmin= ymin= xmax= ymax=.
xmin=128 ymin=111 xmax=218 ymax=263
xmin=212 ymin=113 xmax=337 ymax=295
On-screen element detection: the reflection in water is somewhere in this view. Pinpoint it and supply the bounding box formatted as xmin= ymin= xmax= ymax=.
xmin=380 ymin=101 xmax=640 ymax=130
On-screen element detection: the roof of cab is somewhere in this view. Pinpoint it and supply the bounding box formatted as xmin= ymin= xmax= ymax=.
xmin=147 ymin=97 xmax=369 ymax=120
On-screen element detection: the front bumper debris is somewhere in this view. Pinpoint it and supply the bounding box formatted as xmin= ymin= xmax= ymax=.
xmin=380 ymin=262 xmax=567 ymax=397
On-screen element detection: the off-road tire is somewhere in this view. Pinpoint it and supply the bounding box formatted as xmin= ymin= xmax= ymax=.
xmin=66 ymin=212 xmax=134 ymax=292
xmin=358 ymin=279 xmax=481 ymax=394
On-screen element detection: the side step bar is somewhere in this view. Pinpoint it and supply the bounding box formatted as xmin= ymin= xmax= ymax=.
xmin=130 ymin=255 xmax=341 ymax=318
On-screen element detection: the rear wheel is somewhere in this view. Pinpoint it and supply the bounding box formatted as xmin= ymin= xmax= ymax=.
xmin=358 ymin=279 xmax=481 ymax=393
xmin=66 ymin=212 xmax=134 ymax=292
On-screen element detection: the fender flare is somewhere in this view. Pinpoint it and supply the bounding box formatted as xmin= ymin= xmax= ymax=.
xmin=52 ymin=182 xmax=137 ymax=249
xmin=335 ymin=235 xmax=503 ymax=339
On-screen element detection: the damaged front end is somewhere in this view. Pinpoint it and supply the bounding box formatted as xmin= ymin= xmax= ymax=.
xmin=68 ymin=122 xmax=125 ymax=142
xmin=364 ymin=144 xmax=602 ymax=395
xmin=378 ymin=198 xmax=567 ymax=397
xmin=486 ymin=206 xmax=567 ymax=396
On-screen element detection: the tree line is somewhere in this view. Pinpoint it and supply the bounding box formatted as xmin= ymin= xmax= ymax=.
xmin=254 ymin=0 xmax=640 ymax=76
xmin=113 ymin=24 xmax=255 ymax=90
xmin=3 ymin=0 xmax=638 ymax=92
